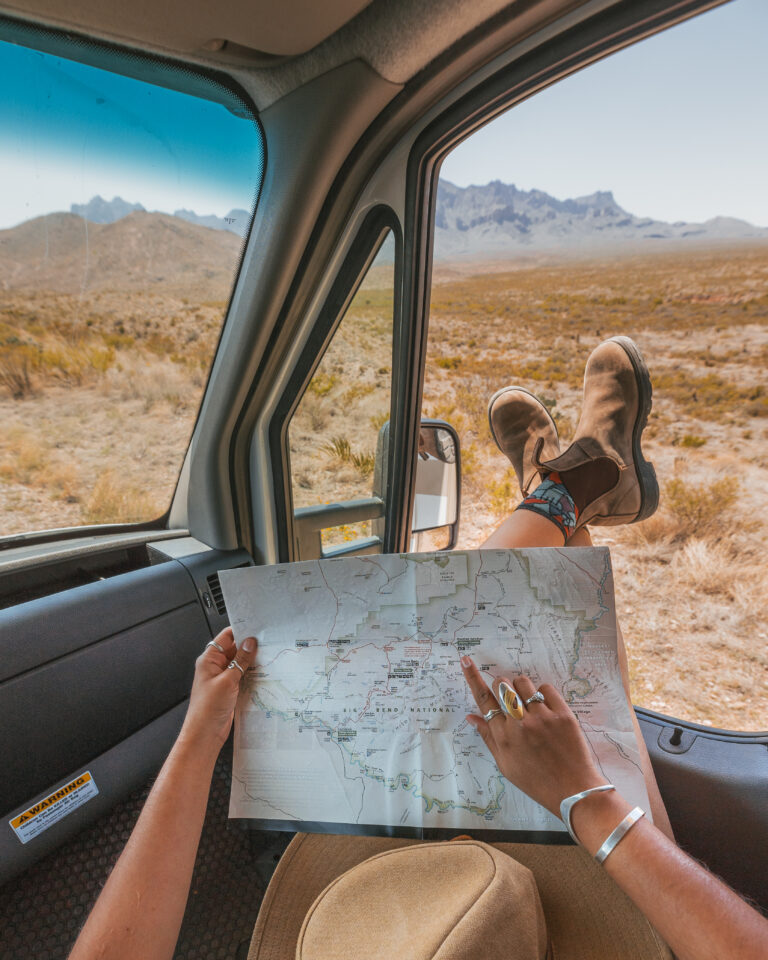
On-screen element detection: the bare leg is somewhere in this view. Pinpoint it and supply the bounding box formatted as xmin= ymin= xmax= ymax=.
xmin=481 ymin=517 xmax=674 ymax=839
xmin=481 ymin=509 xmax=566 ymax=549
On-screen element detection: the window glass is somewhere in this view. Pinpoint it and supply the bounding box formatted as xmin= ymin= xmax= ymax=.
xmin=289 ymin=234 xmax=394 ymax=548
xmin=0 ymin=36 xmax=263 ymax=535
xmin=421 ymin=0 xmax=767 ymax=731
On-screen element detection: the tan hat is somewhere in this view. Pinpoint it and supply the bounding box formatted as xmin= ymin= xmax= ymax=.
xmin=296 ymin=840 xmax=548 ymax=960
xmin=248 ymin=834 xmax=673 ymax=960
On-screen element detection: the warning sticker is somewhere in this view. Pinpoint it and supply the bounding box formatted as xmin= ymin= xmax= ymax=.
xmin=9 ymin=772 xmax=99 ymax=844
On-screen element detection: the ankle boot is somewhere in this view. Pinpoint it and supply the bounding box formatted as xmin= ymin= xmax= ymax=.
xmin=534 ymin=336 xmax=659 ymax=528
xmin=488 ymin=387 xmax=560 ymax=496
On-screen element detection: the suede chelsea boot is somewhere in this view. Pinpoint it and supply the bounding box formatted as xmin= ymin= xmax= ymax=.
xmin=488 ymin=386 xmax=560 ymax=496
xmin=533 ymin=336 xmax=659 ymax=529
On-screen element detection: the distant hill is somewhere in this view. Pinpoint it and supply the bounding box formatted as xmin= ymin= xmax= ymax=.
xmin=173 ymin=207 xmax=250 ymax=236
xmin=69 ymin=196 xmax=250 ymax=237
xmin=434 ymin=180 xmax=768 ymax=258
xmin=0 ymin=211 xmax=241 ymax=296
xmin=70 ymin=196 xmax=146 ymax=223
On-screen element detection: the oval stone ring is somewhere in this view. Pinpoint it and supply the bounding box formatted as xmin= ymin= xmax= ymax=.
xmin=498 ymin=681 xmax=525 ymax=720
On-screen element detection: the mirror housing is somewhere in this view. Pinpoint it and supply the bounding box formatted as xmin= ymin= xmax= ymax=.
xmin=411 ymin=418 xmax=461 ymax=550
xmin=373 ymin=418 xmax=461 ymax=550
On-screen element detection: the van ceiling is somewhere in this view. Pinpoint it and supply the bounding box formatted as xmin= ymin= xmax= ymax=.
xmin=0 ymin=0 xmax=590 ymax=108
xmin=0 ymin=0 xmax=375 ymax=57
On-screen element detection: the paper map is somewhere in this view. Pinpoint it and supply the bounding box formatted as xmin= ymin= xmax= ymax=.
xmin=221 ymin=548 xmax=650 ymax=835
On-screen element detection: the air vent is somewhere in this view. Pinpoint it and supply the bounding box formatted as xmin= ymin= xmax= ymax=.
xmin=206 ymin=573 xmax=226 ymax=615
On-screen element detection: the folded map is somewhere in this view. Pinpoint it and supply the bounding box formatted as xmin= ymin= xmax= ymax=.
xmin=221 ymin=548 xmax=651 ymax=837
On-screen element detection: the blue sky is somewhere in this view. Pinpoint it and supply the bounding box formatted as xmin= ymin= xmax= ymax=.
xmin=0 ymin=38 xmax=263 ymax=228
xmin=441 ymin=0 xmax=768 ymax=226
xmin=1 ymin=0 xmax=765 ymax=230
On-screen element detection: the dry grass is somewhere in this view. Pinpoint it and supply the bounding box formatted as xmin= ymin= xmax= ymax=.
xmin=324 ymin=435 xmax=376 ymax=479
xmin=83 ymin=470 xmax=161 ymax=524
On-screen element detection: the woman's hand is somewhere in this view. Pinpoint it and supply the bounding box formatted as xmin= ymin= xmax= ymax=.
xmin=178 ymin=627 xmax=258 ymax=755
xmin=460 ymin=655 xmax=607 ymax=818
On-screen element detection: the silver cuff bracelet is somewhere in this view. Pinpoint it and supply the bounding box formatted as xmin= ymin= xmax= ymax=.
xmin=595 ymin=806 xmax=645 ymax=864
xmin=559 ymin=784 xmax=616 ymax=844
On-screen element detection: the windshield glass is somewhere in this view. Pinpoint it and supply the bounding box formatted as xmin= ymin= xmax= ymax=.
xmin=0 ymin=35 xmax=264 ymax=535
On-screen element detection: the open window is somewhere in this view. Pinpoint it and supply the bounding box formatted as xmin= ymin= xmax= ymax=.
xmin=419 ymin=0 xmax=767 ymax=735
xmin=280 ymin=219 xmax=397 ymax=560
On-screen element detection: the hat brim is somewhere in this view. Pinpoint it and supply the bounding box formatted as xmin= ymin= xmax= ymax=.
xmin=247 ymin=834 xmax=671 ymax=960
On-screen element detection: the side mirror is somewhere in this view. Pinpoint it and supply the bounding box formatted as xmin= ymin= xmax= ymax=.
xmin=373 ymin=418 xmax=461 ymax=551
xmin=411 ymin=419 xmax=461 ymax=550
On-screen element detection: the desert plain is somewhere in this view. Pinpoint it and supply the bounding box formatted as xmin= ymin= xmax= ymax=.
xmin=0 ymin=214 xmax=765 ymax=730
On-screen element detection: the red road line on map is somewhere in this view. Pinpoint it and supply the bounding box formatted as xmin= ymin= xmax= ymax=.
xmin=556 ymin=549 xmax=601 ymax=589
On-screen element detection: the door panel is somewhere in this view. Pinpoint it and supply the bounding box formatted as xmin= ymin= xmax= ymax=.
xmin=0 ymin=702 xmax=186 ymax=887
xmin=0 ymin=538 xmax=252 ymax=886
xmin=638 ymin=709 xmax=768 ymax=910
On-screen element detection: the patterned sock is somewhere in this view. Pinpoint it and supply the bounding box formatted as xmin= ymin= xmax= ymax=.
xmin=515 ymin=471 xmax=579 ymax=543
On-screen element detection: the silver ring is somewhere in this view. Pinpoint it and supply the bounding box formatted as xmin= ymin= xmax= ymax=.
xmin=482 ymin=708 xmax=504 ymax=722
xmin=227 ymin=660 xmax=245 ymax=677
xmin=524 ymin=691 xmax=546 ymax=706
xmin=206 ymin=640 xmax=226 ymax=654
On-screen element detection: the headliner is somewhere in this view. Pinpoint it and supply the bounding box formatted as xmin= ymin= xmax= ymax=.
xmin=0 ymin=0 xmax=586 ymax=108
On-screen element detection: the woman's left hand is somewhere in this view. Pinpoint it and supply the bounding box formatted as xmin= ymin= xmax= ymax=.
xmin=178 ymin=627 xmax=258 ymax=754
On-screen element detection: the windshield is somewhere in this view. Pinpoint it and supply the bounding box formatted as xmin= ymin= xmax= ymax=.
xmin=0 ymin=34 xmax=264 ymax=536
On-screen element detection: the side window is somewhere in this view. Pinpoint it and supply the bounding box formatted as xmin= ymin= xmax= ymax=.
xmin=0 ymin=34 xmax=263 ymax=537
xmin=421 ymin=0 xmax=766 ymax=731
xmin=288 ymin=233 xmax=395 ymax=556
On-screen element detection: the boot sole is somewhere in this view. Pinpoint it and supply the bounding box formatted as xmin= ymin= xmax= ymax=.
xmin=487 ymin=385 xmax=559 ymax=453
xmin=607 ymin=336 xmax=659 ymax=523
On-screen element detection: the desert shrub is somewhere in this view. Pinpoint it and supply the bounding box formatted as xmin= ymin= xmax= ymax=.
xmin=486 ymin=468 xmax=519 ymax=516
xmin=324 ymin=435 xmax=375 ymax=478
xmin=654 ymin=370 xmax=764 ymax=421
xmin=309 ymin=407 xmax=329 ymax=432
xmin=351 ymin=450 xmax=375 ymax=478
xmin=0 ymin=346 xmax=35 ymax=398
xmin=84 ymin=470 xmax=160 ymax=524
xmin=308 ymin=372 xmax=338 ymax=397
xmin=508 ymin=350 xmax=582 ymax=389
xmin=370 ymin=412 xmax=389 ymax=432
xmin=0 ymin=430 xmax=48 ymax=484
xmin=325 ymin=435 xmax=352 ymax=462
xmin=745 ymin=395 xmax=768 ymax=418
xmin=622 ymin=477 xmax=739 ymax=545
xmin=665 ymin=477 xmax=738 ymax=540
xmin=675 ymin=434 xmax=707 ymax=448
xmin=45 ymin=461 xmax=81 ymax=503
xmin=671 ymin=539 xmax=741 ymax=598
xmin=0 ymin=429 xmax=81 ymax=501
xmin=436 ymin=356 xmax=462 ymax=369
xmin=342 ymin=382 xmax=375 ymax=403
xmin=36 ymin=338 xmax=115 ymax=385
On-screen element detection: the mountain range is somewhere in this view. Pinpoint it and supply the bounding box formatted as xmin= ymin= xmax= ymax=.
xmin=434 ymin=180 xmax=768 ymax=257
xmin=1 ymin=186 xmax=766 ymax=296
xmin=69 ymin=196 xmax=250 ymax=237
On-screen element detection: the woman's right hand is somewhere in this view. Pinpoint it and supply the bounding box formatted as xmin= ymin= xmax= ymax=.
xmin=460 ymin=655 xmax=608 ymax=818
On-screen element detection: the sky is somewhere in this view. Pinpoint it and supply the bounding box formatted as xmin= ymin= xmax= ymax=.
xmin=441 ymin=0 xmax=768 ymax=226
xmin=0 ymin=0 xmax=765 ymax=230
xmin=0 ymin=38 xmax=264 ymax=229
